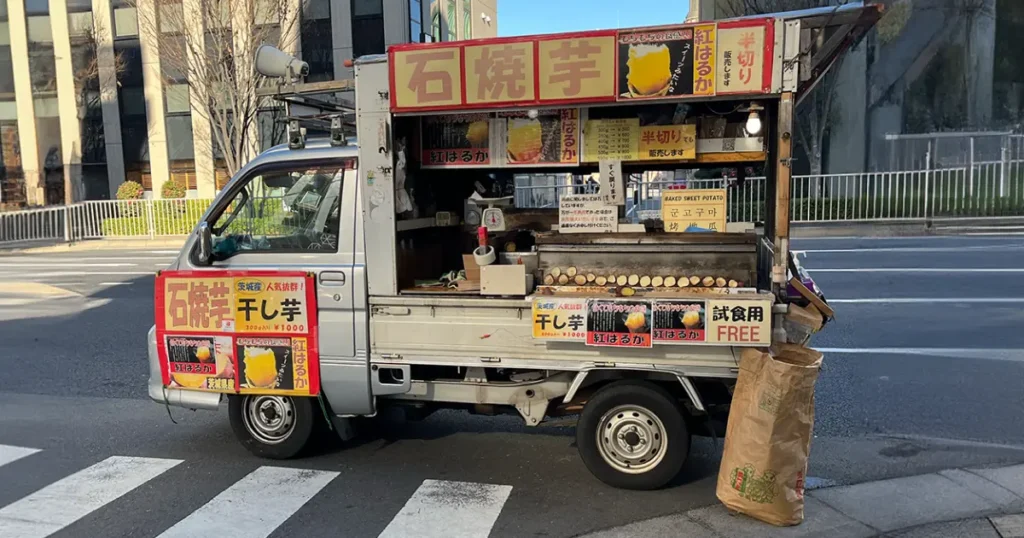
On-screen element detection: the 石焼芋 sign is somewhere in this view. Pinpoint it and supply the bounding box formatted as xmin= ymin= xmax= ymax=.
xmin=388 ymin=19 xmax=773 ymax=112
xmin=155 ymin=270 xmax=320 ymax=396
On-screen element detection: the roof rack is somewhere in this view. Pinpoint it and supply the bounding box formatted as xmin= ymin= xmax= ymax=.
xmin=255 ymin=78 xmax=358 ymax=148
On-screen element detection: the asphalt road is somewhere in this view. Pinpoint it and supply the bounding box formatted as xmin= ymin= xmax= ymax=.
xmin=1 ymin=238 xmax=1024 ymax=537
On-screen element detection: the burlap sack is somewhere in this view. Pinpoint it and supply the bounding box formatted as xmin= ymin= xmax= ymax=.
xmin=716 ymin=344 xmax=823 ymax=526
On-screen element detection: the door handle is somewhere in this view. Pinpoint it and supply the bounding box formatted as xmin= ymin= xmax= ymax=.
xmin=320 ymin=271 xmax=346 ymax=285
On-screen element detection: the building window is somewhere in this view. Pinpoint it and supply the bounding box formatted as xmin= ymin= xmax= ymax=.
xmin=430 ymin=1 xmax=440 ymax=42
xmin=351 ymin=0 xmax=384 ymax=58
xmin=409 ymin=0 xmax=421 ymax=42
xmin=462 ymin=0 xmax=470 ymax=39
xmin=301 ymin=0 xmax=333 ymax=81
xmin=445 ymin=0 xmax=455 ymax=41
xmin=113 ymin=7 xmax=139 ymax=38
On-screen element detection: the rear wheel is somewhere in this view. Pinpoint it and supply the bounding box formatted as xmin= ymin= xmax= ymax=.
xmin=576 ymin=381 xmax=690 ymax=490
xmin=229 ymin=395 xmax=316 ymax=459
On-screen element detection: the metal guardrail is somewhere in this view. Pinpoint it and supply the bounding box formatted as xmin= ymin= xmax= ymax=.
xmin=2 ymin=158 xmax=1024 ymax=247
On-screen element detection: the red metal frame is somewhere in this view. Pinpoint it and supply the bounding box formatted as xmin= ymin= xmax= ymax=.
xmin=714 ymin=17 xmax=775 ymax=95
xmin=154 ymin=270 xmax=321 ymax=396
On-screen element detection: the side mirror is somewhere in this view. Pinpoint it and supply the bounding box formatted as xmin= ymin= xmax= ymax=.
xmin=197 ymin=222 xmax=213 ymax=265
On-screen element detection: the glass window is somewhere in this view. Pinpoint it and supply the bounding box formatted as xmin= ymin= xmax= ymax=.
xmin=210 ymin=164 xmax=350 ymax=257
xmin=409 ymin=0 xmax=421 ymax=41
xmin=352 ymin=15 xmax=384 ymax=58
xmin=431 ymin=5 xmax=440 ymax=41
xmin=462 ymin=0 xmax=470 ymax=39
xmin=68 ymin=11 xmax=93 ymax=37
xmin=26 ymin=15 xmax=52 ymax=42
xmin=301 ymin=12 xmax=332 ymax=81
xmin=24 ymin=0 xmax=48 ymax=15
xmin=114 ymin=7 xmax=138 ymax=37
xmin=352 ymin=0 xmax=382 ymax=17
xmin=159 ymin=2 xmax=183 ymax=33
xmin=165 ymin=83 xmax=190 ymax=113
xmin=166 ymin=115 xmax=194 ymax=160
xmin=445 ymin=0 xmax=455 ymax=41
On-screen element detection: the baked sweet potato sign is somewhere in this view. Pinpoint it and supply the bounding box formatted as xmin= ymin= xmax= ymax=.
xmin=154 ymin=270 xmax=320 ymax=396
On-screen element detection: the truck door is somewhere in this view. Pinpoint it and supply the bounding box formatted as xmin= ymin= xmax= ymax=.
xmin=189 ymin=158 xmax=373 ymax=415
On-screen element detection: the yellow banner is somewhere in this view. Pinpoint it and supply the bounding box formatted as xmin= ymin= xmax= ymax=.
xmin=465 ymin=42 xmax=536 ymax=105
xmin=662 ymin=188 xmax=727 ymax=232
xmin=538 ymin=36 xmax=616 ymax=102
xmin=393 ymin=47 xmax=463 ymax=109
xmin=583 ymin=118 xmax=640 ymax=161
xmin=705 ymin=299 xmax=771 ymax=345
xmin=639 ymin=124 xmax=696 ymax=160
xmin=693 ymin=24 xmax=716 ymax=95
xmin=163 ymin=275 xmax=311 ymax=334
xmin=717 ymin=25 xmax=766 ymax=94
xmin=532 ymin=298 xmax=587 ymax=340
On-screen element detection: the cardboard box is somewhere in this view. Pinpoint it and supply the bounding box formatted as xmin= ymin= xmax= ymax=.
xmin=462 ymin=254 xmax=481 ymax=282
xmin=481 ymin=265 xmax=533 ymax=296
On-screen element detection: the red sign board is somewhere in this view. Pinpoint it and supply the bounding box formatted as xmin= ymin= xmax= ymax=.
xmin=388 ymin=19 xmax=774 ymax=113
xmin=155 ymin=270 xmax=320 ymax=396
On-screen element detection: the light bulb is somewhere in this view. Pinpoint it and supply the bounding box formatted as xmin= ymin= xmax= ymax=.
xmin=745 ymin=111 xmax=762 ymax=136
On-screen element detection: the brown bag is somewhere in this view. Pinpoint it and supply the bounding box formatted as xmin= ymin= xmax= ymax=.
xmin=716 ymin=344 xmax=823 ymax=526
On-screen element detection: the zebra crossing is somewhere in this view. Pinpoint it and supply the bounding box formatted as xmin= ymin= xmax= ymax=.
xmin=0 ymin=444 xmax=515 ymax=538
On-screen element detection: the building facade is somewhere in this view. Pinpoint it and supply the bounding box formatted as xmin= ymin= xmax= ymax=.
xmin=0 ymin=0 xmax=496 ymax=205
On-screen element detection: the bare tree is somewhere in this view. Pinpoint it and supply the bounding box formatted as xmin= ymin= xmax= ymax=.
xmin=131 ymin=0 xmax=300 ymax=178
xmin=718 ymin=0 xmax=846 ymax=177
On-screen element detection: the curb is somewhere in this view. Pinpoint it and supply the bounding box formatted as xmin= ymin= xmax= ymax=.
xmin=577 ymin=462 xmax=1024 ymax=538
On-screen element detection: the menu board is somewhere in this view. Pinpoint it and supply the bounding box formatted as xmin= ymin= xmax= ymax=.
xmin=583 ymin=119 xmax=640 ymax=161
xmin=662 ymin=188 xmax=727 ymax=232
xmin=421 ymin=114 xmax=492 ymax=167
xmin=585 ymin=299 xmax=653 ymax=348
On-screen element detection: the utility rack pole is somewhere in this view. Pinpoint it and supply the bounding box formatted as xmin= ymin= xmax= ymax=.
xmin=255 ymin=78 xmax=358 ymax=150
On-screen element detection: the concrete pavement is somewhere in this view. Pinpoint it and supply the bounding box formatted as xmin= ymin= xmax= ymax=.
xmin=580 ymin=462 xmax=1024 ymax=537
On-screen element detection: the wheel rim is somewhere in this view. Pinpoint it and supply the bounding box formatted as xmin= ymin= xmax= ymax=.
xmin=595 ymin=404 xmax=668 ymax=474
xmin=242 ymin=395 xmax=296 ymax=445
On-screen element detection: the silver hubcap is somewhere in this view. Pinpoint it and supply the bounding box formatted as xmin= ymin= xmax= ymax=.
xmin=242 ymin=395 xmax=295 ymax=445
xmin=596 ymin=404 xmax=667 ymax=474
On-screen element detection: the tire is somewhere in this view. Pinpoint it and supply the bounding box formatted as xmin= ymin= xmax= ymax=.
xmin=576 ymin=380 xmax=690 ymax=490
xmin=229 ymin=394 xmax=317 ymax=459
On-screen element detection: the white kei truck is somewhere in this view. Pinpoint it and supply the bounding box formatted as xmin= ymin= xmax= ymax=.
xmin=148 ymin=4 xmax=875 ymax=490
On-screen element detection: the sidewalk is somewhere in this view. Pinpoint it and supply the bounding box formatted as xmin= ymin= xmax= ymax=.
xmin=579 ymin=463 xmax=1024 ymax=538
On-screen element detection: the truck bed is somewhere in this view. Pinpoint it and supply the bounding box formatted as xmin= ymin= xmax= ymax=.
xmin=369 ymin=295 xmax=742 ymax=377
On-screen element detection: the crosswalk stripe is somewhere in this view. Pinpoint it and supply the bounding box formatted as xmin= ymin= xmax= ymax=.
xmin=0 ymin=444 xmax=40 ymax=468
xmin=378 ymin=480 xmax=513 ymax=538
xmin=156 ymin=466 xmax=338 ymax=538
xmin=0 ymin=455 xmax=181 ymax=538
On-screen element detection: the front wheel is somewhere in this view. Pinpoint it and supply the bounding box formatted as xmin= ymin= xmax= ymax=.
xmin=229 ymin=395 xmax=316 ymax=459
xmin=576 ymin=381 xmax=690 ymax=490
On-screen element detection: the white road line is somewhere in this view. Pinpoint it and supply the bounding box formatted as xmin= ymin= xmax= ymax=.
xmin=0 ymin=271 xmax=155 ymax=277
xmin=828 ymin=298 xmax=1024 ymax=304
xmin=0 ymin=456 xmax=181 ymax=538
xmin=818 ymin=347 xmax=1024 ymax=362
xmin=378 ymin=480 xmax=513 ymax=538
xmin=0 ymin=256 xmax=173 ymax=262
xmin=98 ymin=282 xmax=130 ymax=286
xmin=796 ymin=244 xmax=1024 ymax=253
xmin=809 ymin=268 xmax=1024 ymax=273
xmin=157 ymin=466 xmax=338 ymax=538
xmin=0 ymin=444 xmax=40 ymax=468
